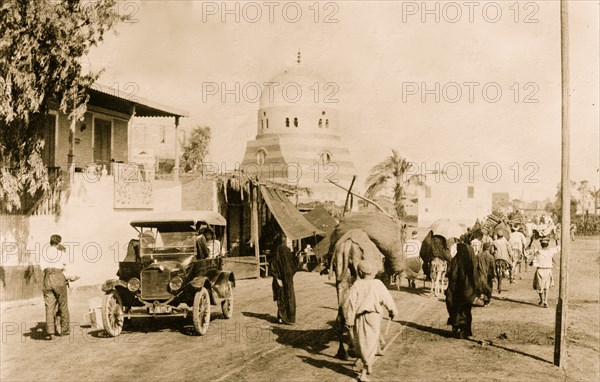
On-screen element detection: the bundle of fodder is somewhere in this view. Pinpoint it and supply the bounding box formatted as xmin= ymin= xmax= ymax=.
xmin=329 ymin=212 xmax=405 ymax=274
xmin=403 ymin=256 xmax=423 ymax=280
xmin=483 ymin=211 xmax=512 ymax=237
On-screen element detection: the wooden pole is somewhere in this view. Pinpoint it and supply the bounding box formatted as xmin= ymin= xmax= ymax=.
xmin=173 ymin=116 xmax=180 ymax=181
xmin=343 ymin=175 xmax=356 ymax=216
xmin=68 ymin=100 xmax=76 ymax=177
xmin=554 ymin=0 xmax=570 ymax=368
xmin=251 ymin=184 xmax=261 ymax=278
xmin=328 ymin=179 xmax=394 ymax=219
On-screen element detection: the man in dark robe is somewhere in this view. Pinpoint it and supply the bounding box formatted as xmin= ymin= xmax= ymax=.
xmin=445 ymin=242 xmax=482 ymax=338
xmin=476 ymin=242 xmax=496 ymax=306
xmin=271 ymin=234 xmax=297 ymax=324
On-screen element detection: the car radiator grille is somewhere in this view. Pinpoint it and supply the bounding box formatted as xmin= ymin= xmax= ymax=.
xmin=141 ymin=268 xmax=171 ymax=300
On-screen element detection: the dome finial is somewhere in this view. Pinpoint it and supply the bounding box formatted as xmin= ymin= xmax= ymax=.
xmin=297 ymin=50 xmax=301 ymax=64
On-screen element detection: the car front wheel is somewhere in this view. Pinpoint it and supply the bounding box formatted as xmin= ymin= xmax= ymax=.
xmin=102 ymin=290 xmax=124 ymax=337
xmin=192 ymin=288 xmax=211 ymax=335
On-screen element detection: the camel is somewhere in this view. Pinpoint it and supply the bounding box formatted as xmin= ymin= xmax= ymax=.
xmin=326 ymin=212 xmax=405 ymax=360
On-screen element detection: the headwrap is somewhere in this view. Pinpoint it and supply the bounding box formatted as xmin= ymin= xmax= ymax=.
xmin=358 ymin=259 xmax=379 ymax=278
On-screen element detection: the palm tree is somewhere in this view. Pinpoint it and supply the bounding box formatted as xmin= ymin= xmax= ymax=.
xmin=364 ymin=149 xmax=423 ymax=218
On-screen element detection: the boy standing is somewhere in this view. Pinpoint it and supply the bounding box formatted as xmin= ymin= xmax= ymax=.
xmin=531 ymin=238 xmax=560 ymax=307
xmin=343 ymin=260 xmax=398 ymax=382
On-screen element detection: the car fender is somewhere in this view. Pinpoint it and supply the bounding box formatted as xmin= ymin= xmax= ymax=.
xmin=211 ymin=272 xmax=235 ymax=299
xmin=101 ymin=279 xmax=127 ymax=292
xmin=190 ymin=276 xmax=210 ymax=290
xmin=189 ymin=276 xmax=218 ymax=304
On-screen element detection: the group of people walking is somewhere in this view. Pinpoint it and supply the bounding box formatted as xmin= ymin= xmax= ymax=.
xmin=444 ymin=222 xmax=561 ymax=339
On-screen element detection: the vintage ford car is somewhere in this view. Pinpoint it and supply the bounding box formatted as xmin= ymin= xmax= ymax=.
xmin=101 ymin=211 xmax=235 ymax=336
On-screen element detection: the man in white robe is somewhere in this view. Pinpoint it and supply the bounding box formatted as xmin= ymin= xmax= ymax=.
xmin=343 ymin=260 xmax=398 ymax=382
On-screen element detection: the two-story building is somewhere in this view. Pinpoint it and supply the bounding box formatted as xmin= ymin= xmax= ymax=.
xmin=1 ymin=84 xmax=189 ymax=300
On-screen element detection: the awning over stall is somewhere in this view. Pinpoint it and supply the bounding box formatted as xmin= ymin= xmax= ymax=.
xmin=259 ymin=186 xmax=325 ymax=240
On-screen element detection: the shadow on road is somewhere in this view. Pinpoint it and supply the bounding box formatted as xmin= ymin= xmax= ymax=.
xmin=241 ymin=311 xmax=278 ymax=323
xmin=296 ymin=355 xmax=357 ymax=379
xmin=270 ymin=319 xmax=339 ymax=355
xmin=465 ymin=338 xmax=553 ymax=365
xmin=397 ymin=320 xmax=453 ymax=338
xmin=270 ymin=319 xmax=360 ymax=378
xmin=492 ymin=296 xmax=541 ymax=307
xmin=397 ymin=285 xmax=431 ymax=296
xmin=22 ymin=322 xmax=49 ymax=341
xmin=85 ymin=316 xmax=193 ymax=337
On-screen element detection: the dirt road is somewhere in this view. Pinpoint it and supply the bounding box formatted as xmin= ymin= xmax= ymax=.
xmin=1 ymin=237 xmax=598 ymax=381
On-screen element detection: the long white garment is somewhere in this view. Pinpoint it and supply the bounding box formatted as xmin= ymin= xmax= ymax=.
xmin=342 ymin=278 xmax=398 ymax=366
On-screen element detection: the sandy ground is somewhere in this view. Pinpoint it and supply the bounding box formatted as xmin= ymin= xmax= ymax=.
xmin=1 ymin=236 xmax=598 ymax=381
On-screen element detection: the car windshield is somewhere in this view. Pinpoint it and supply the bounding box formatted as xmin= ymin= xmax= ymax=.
xmin=139 ymin=229 xmax=195 ymax=254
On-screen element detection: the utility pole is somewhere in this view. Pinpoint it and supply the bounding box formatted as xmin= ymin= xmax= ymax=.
xmin=554 ymin=0 xmax=570 ymax=368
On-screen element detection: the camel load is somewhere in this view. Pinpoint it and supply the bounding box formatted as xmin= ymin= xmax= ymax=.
xmin=328 ymin=212 xmax=406 ymax=276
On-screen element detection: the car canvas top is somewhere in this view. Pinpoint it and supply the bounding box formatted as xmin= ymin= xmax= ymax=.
xmin=130 ymin=210 xmax=227 ymax=228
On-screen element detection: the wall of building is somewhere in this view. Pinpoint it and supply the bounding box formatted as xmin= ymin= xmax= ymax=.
xmin=130 ymin=117 xmax=182 ymax=160
xmin=1 ymin=174 xmax=183 ymax=300
xmin=51 ymin=110 xmax=130 ymax=171
xmin=112 ymin=118 xmax=129 ymax=162
xmin=181 ymin=175 xmax=217 ymax=211
xmin=418 ymin=181 xmax=492 ymax=227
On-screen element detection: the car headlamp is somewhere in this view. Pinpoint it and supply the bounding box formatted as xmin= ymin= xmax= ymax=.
xmin=127 ymin=277 xmax=141 ymax=292
xmin=169 ymin=276 xmax=183 ymax=291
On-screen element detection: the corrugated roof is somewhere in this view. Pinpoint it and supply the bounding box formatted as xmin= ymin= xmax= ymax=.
xmin=89 ymin=83 xmax=189 ymax=118
xmin=259 ymin=185 xmax=325 ymax=240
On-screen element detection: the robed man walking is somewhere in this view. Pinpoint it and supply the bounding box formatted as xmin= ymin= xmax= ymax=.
xmin=271 ymin=234 xmax=298 ymax=324
xmin=445 ymin=242 xmax=482 ymax=338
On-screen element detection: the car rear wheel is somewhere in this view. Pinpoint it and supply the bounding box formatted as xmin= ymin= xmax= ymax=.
xmin=221 ymin=281 xmax=233 ymax=319
xmin=102 ymin=290 xmax=124 ymax=337
xmin=193 ymin=288 xmax=211 ymax=335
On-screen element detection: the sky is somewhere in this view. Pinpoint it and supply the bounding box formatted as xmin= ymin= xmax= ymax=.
xmin=86 ymin=0 xmax=600 ymax=201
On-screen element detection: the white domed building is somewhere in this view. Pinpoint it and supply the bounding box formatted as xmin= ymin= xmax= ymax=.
xmin=240 ymin=65 xmax=357 ymax=205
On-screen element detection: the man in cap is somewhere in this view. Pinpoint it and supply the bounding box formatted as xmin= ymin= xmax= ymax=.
xmin=530 ymin=237 xmax=560 ymax=307
xmin=39 ymin=234 xmax=79 ymax=340
xmin=343 ymin=260 xmax=398 ymax=381
xmin=509 ymin=225 xmax=529 ymax=277
xmin=203 ymin=228 xmax=222 ymax=259
xmin=493 ymin=230 xmax=514 ymax=282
